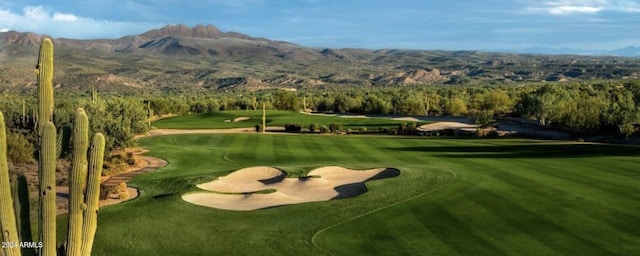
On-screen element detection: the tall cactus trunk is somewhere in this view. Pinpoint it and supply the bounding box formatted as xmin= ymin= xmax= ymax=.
xmin=66 ymin=109 xmax=89 ymax=256
xmin=39 ymin=123 xmax=57 ymax=256
xmin=80 ymin=133 xmax=105 ymax=256
xmin=36 ymin=38 xmax=57 ymax=256
xmin=11 ymin=175 xmax=35 ymax=256
xmin=0 ymin=111 xmax=22 ymax=256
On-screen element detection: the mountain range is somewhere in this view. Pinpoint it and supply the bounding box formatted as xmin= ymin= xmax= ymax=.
xmin=2 ymin=24 xmax=640 ymax=92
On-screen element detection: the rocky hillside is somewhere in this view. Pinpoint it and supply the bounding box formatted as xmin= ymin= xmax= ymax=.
xmin=2 ymin=24 xmax=640 ymax=92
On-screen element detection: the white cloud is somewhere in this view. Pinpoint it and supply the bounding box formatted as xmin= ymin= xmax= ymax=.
xmin=523 ymin=0 xmax=640 ymax=15
xmin=53 ymin=13 xmax=79 ymax=22
xmin=549 ymin=6 xmax=602 ymax=14
xmin=0 ymin=5 xmax=162 ymax=39
xmin=0 ymin=28 xmax=8 ymax=32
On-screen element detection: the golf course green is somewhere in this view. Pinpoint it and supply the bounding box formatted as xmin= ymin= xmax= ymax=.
xmin=87 ymin=112 xmax=640 ymax=255
xmin=152 ymin=110 xmax=426 ymax=129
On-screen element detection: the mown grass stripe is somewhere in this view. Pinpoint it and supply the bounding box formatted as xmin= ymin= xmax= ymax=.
xmin=299 ymin=135 xmax=339 ymax=163
xmin=413 ymin=202 xmax=507 ymax=256
xmin=237 ymin=134 xmax=260 ymax=161
xmin=463 ymin=157 xmax=640 ymax=239
xmin=272 ymin=135 xmax=292 ymax=163
xmin=369 ymin=137 xmax=433 ymax=166
xmin=286 ymin=135 xmax=317 ymax=163
xmin=325 ymin=136 xmax=380 ymax=164
xmin=525 ymin=160 xmax=640 ymax=201
xmin=466 ymin=187 xmax=616 ymax=256
xmin=454 ymin=196 xmax=563 ymax=256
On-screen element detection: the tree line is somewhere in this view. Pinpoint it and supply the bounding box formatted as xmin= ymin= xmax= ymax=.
xmin=1 ymin=80 xmax=639 ymax=162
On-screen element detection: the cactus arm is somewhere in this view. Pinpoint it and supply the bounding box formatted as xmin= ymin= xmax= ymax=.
xmin=36 ymin=38 xmax=54 ymax=135
xmin=66 ymin=108 xmax=89 ymax=256
xmin=80 ymin=133 xmax=105 ymax=256
xmin=56 ymin=124 xmax=72 ymax=159
xmin=0 ymin=111 xmax=22 ymax=256
xmin=38 ymin=122 xmax=57 ymax=256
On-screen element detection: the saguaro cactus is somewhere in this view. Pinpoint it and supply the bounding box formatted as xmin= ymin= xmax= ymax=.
xmin=66 ymin=109 xmax=89 ymax=256
xmin=80 ymin=133 xmax=105 ymax=256
xmin=39 ymin=122 xmax=57 ymax=256
xmin=262 ymin=102 xmax=266 ymax=133
xmin=0 ymin=36 xmax=108 ymax=256
xmin=36 ymin=38 xmax=57 ymax=256
xmin=0 ymin=112 xmax=21 ymax=256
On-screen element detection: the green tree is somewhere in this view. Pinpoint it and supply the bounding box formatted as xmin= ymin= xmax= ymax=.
xmin=446 ymin=97 xmax=468 ymax=116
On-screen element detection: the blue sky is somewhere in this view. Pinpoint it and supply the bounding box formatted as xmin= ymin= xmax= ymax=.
xmin=1 ymin=0 xmax=640 ymax=52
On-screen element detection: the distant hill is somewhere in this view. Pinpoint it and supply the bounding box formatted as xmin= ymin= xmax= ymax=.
xmin=2 ymin=24 xmax=640 ymax=92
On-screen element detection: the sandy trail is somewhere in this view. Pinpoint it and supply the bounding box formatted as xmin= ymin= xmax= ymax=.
xmin=182 ymin=166 xmax=400 ymax=211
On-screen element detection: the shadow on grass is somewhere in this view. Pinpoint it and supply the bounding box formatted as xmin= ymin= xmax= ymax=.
xmin=388 ymin=144 xmax=640 ymax=158
xmin=332 ymin=168 xmax=401 ymax=199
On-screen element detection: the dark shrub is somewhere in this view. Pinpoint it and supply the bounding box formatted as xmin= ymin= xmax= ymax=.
xmin=285 ymin=123 xmax=303 ymax=132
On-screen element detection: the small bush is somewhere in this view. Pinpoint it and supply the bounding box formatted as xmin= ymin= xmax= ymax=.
xmin=255 ymin=124 xmax=261 ymax=132
xmin=284 ymin=123 xmax=303 ymax=132
xmin=118 ymin=191 xmax=129 ymax=200
xmin=117 ymin=182 xmax=128 ymax=192
xmin=309 ymin=123 xmax=319 ymax=133
xmin=346 ymin=128 xmax=353 ymax=134
xmin=358 ymin=127 xmax=367 ymax=134
xmin=6 ymin=131 xmax=34 ymax=163
xmin=329 ymin=123 xmax=343 ymax=133
xmin=319 ymin=125 xmax=330 ymax=133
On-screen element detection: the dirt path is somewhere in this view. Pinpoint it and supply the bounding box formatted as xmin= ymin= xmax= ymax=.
xmin=55 ymin=155 xmax=168 ymax=215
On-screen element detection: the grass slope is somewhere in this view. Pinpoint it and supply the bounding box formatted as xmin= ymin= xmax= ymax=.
xmin=91 ymin=134 xmax=640 ymax=255
xmin=152 ymin=110 xmax=425 ymax=129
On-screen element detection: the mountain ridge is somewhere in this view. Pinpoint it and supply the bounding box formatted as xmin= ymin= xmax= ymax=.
xmin=2 ymin=24 xmax=640 ymax=92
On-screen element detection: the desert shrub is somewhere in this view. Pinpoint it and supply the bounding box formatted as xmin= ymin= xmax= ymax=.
xmin=319 ymin=125 xmax=330 ymax=133
xmin=398 ymin=123 xmax=407 ymax=135
xmin=99 ymin=184 xmax=110 ymax=200
xmin=329 ymin=123 xmax=343 ymax=133
xmin=117 ymin=182 xmax=128 ymax=192
xmin=284 ymin=123 xmax=303 ymax=132
xmin=6 ymin=130 xmax=34 ymax=163
xmin=309 ymin=123 xmax=319 ymax=133
xmin=118 ymin=191 xmax=129 ymax=200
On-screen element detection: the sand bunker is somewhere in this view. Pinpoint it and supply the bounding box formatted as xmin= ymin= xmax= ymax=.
xmin=392 ymin=117 xmax=422 ymax=122
xmin=182 ymin=166 xmax=400 ymax=211
xmin=417 ymin=122 xmax=479 ymax=132
xmin=232 ymin=117 xmax=251 ymax=122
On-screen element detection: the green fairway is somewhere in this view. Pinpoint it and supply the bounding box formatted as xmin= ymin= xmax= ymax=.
xmin=91 ymin=134 xmax=640 ymax=256
xmin=152 ymin=110 xmax=426 ymax=129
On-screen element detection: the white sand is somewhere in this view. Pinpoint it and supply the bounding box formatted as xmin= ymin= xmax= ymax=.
xmin=417 ymin=122 xmax=479 ymax=132
xmin=232 ymin=117 xmax=251 ymax=122
xmin=182 ymin=166 xmax=399 ymax=211
xmin=391 ymin=117 xmax=421 ymax=122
